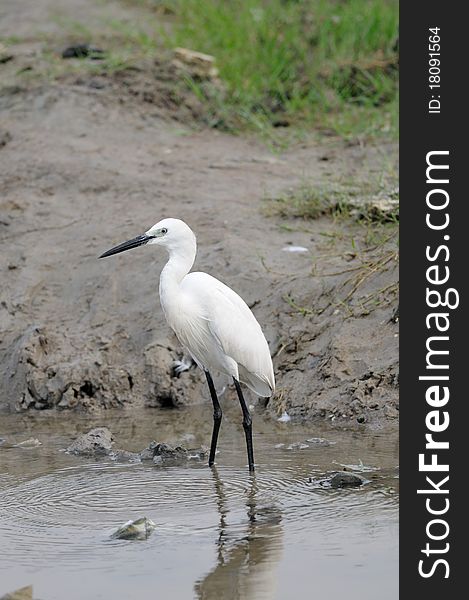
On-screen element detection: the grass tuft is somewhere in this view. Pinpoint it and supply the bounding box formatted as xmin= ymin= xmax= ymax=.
xmin=265 ymin=181 xmax=399 ymax=223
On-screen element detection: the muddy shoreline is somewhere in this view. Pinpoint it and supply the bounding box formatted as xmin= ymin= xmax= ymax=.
xmin=0 ymin=1 xmax=398 ymax=428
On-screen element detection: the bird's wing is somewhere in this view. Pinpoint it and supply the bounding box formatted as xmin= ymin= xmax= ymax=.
xmin=182 ymin=273 xmax=275 ymax=395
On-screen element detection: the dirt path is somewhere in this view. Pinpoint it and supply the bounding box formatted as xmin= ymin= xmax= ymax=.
xmin=0 ymin=0 xmax=398 ymax=426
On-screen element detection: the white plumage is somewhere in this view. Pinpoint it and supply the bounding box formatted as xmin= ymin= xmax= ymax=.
xmin=150 ymin=218 xmax=275 ymax=396
xmin=100 ymin=217 xmax=275 ymax=471
xmin=169 ymin=273 xmax=274 ymax=394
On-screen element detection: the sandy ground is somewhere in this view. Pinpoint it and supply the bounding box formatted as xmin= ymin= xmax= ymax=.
xmin=0 ymin=0 xmax=398 ymax=426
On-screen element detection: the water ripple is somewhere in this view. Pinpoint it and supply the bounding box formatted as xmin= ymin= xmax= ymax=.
xmin=0 ymin=421 xmax=399 ymax=585
xmin=1 ymin=457 xmax=395 ymax=570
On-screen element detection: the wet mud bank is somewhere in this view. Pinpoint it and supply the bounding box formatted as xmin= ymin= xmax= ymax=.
xmin=0 ymin=2 xmax=398 ymax=428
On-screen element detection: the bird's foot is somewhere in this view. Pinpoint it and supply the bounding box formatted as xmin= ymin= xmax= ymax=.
xmin=172 ymin=357 xmax=194 ymax=376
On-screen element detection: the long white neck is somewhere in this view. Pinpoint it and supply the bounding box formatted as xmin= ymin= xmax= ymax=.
xmin=159 ymin=236 xmax=197 ymax=312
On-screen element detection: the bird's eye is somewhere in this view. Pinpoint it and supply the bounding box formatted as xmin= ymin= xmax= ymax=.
xmin=161 ymin=228 xmax=168 ymax=235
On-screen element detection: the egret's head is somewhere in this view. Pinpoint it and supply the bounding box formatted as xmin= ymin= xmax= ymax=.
xmin=145 ymin=218 xmax=196 ymax=250
xmin=99 ymin=218 xmax=196 ymax=258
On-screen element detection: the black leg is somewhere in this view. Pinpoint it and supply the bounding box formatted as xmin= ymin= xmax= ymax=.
xmin=233 ymin=378 xmax=255 ymax=472
xmin=205 ymin=370 xmax=222 ymax=467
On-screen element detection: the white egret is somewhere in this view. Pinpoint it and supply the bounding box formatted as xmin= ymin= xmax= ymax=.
xmin=99 ymin=218 xmax=275 ymax=472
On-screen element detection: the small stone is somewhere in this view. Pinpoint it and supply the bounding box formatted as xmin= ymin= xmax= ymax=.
xmin=153 ymin=442 xmax=187 ymax=460
xmin=172 ymin=47 xmax=219 ymax=79
xmin=139 ymin=440 xmax=206 ymax=464
xmin=14 ymin=437 xmax=42 ymax=448
xmin=62 ymin=44 xmax=104 ymax=59
xmin=305 ymin=437 xmax=334 ymax=447
xmin=88 ymin=79 xmax=106 ymax=89
xmin=66 ymin=427 xmax=113 ymax=456
xmin=251 ymin=506 xmax=282 ymax=525
xmin=0 ymin=130 xmax=12 ymax=148
xmin=286 ymin=442 xmax=309 ymax=451
xmin=140 ymin=441 xmax=187 ymax=461
xmin=139 ymin=440 xmax=159 ymax=461
xmin=187 ymin=446 xmax=208 ymax=460
xmin=0 ymin=43 xmax=14 ymax=64
xmin=58 ymin=386 xmax=79 ymax=409
xmin=0 ymin=585 xmax=33 ymax=600
xmin=111 ymin=517 xmax=156 ymax=540
xmin=330 ymin=471 xmax=365 ymax=488
xmin=109 ymin=449 xmax=140 ymax=462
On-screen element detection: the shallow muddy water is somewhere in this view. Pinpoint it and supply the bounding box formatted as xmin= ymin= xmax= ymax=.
xmin=0 ymin=405 xmax=398 ymax=599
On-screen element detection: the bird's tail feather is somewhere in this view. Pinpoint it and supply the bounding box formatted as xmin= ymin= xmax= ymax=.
xmin=239 ymin=365 xmax=274 ymax=397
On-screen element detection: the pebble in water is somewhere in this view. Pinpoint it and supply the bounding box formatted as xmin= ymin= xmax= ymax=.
xmin=306 ymin=437 xmax=335 ymax=447
xmin=139 ymin=441 xmax=207 ymax=464
xmin=66 ymin=427 xmax=113 ymax=456
xmin=0 ymin=585 xmax=33 ymax=600
xmin=286 ymin=442 xmax=309 ymax=451
xmin=330 ymin=472 xmax=366 ymax=488
xmin=111 ymin=517 xmax=156 ymax=541
xmin=13 ymin=438 xmax=42 ymax=449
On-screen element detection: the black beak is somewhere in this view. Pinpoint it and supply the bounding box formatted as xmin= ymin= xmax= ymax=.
xmin=99 ymin=234 xmax=155 ymax=258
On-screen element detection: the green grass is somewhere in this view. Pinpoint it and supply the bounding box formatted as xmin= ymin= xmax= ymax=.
xmin=155 ymin=0 xmax=399 ymax=138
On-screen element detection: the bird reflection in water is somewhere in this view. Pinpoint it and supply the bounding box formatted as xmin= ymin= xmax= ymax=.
xmin=195 ymin=468 xmax=283 ymax=599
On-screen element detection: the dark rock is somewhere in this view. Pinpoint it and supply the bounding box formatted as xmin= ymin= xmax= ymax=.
xmin=110 ymin=449 xmax=140 ymax=462
xmin=0 ymin=45 xmax=14 ymax=64
xmin=62 ymin=44 xmax=105 ymax=59
xmin=248 ymin=506 xmax=282 ymax=526
xmin=139 ymin=441 xmax=206 ymax=464
xmin=330 ymin=471 xmax=365 ymax=488
xmin=139 ymin=440 xmax=161 ymax=461
xmin=152 ymin=442 xmax=187 ymax=464
xmin=0 ymin=130 xmax=12 ymax=148
xmin=88 ymin=78 xmax=106 ymax=90
xmin=66 ymin=427 xmax=113 ymax=456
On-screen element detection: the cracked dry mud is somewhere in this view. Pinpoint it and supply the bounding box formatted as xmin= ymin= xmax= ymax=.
xmin=0 ymin=0 xmax=398 ymax=427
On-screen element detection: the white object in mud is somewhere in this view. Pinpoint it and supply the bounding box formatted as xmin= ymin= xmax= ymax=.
xmin=111 ymin=517 xmax=156 ymax=540
xmin=172 ymin=47 xmax=219 ymax=79
xmin=13 ymin=438 xmax=42 ymax=448
xmin=282 ymin=245 xmax=308 ymax=253
xmin=100 ymin=218 xmax=275 ymax=472
xmin=277 ymin=411 xmax=291 ymax=422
